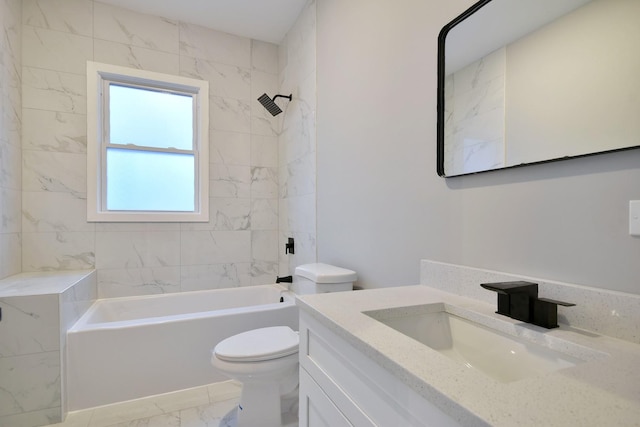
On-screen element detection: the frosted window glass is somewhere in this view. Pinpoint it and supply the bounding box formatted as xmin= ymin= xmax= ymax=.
xmin=106 ymin=148 xmax=195 ymax=211
xmin=109 ymin=84 xmax=193 ymax=150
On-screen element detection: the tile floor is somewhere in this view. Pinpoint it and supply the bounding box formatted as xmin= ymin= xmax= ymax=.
xmin=45 ymin=381 xmax=242 ymax=427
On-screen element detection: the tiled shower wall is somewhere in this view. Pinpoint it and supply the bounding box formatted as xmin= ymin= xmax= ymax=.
xmin=20 ymin=0 xmax=283 ymax=297
xmin=278 ymin=0 xmax=317 ymax=275
xmin=0 ymin=0 xmax=22 ymax=281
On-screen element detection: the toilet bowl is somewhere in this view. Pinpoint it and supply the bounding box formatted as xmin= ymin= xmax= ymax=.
xmin=211 ymin=263 xmax=357 ymax=427
xmin=212 ymin=326 xmax=299 ymax=427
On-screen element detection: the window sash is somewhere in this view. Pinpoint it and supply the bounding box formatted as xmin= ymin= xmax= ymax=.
xmin=101 ymin=79 xmax=201 ymax=214
xmin=87 ymin=61 xmax=209 ymax=222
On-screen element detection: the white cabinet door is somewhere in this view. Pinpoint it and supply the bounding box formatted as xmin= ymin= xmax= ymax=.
xmin=300 ymin=368 xmax=353 ymax=427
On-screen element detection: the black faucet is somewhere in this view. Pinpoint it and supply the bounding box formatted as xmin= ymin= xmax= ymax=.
xmin=480 ymin=281 xmax=575 ymax=329
xmin=276 ymin=275 xmax=293 ymax=283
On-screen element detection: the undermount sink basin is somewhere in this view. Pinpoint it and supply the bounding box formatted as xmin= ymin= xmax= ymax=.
xmin=364 ymin=304 xmax=586 ymax=383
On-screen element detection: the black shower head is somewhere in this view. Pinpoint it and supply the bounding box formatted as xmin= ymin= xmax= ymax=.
xmin=257 ymin=93 xmax=292 ymax=116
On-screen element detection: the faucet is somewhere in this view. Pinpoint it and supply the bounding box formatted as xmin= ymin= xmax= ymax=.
xmin=276 ymin=275 xmax=293 ymax=283
xmin=480 ymin=281 xmax=574 ymax=329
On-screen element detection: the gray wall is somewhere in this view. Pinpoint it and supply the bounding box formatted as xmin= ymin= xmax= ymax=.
xmin=316 ymin=0 xmax=640 ymax=294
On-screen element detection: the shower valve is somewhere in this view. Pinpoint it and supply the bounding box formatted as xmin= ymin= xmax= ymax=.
xmin=285 ymin=238 xmax=295 ymax=255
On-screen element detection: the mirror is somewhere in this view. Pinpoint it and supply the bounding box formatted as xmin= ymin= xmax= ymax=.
xmin=437 ymin=0 xmax=640 ymax=177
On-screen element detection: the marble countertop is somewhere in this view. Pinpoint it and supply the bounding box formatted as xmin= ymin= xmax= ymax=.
xmin=296 ymin=285 xmax=640 ymax=426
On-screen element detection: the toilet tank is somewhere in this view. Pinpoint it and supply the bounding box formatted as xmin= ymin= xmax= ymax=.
xmin=293 ymin=263 xmax=357 ymax=295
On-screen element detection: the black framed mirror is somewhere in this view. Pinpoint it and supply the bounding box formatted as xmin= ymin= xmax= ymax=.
xmin=437 ymin=0 xmax=640 ymax=177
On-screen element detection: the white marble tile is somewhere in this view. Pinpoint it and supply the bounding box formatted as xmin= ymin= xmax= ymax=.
xmin=0 ymin=407 xmax=63 ymax=427
xmin=23 ymin=191 xmax=93 ymax=233
xmin=22 ymin=110 xmax=86 ymax=153
xmin=210 ymin=96 xmax=251 ymax=133
xmin=22 ymin=151 xmax=86 ymax=197
xmin=251 ymin=40 xmax=278 ymax=74
xmin=251 ymin=134 xmax=278 ymax=168
xmin=279 ymin=98 xmax=315 ymax=164
xmin=179 ymin=399 xmax=238 ymax=427
xmin=282 ymin=194 xmax=316 ymax=234
xmin=22 ymin=232 xmax=95 ymax=271
xmin=0 ymin=294 xmax=59 ymax=357
xmin=251 ymin=167 xmax=278 ymax=198
xmin=97 ymin=267 xmax=181 ymax=298
xmin=22 ymin=26 xmax=92 ymax=75
xmin=94 ymin=231 xmax=181 ymax=269
xmin=210 ymin=130 xmax=250 ymax=166
xmin=0 ymin=187 xmax=20 ymax=233
xmin=179 ymin=23 xmax=250 ymax=68
xmin=22 ymin=0 xmax=93 ymax=36
xmin=22 ymin=67 xmax=86 ymax=114
xmin=94 ymin=39 xmax=180 ymax=75
xmin=93 ymin=2 xmax=179 ymax=54
xmin=0 ymin=142 xmax=21 ymax=190
xmin=180 ymin=263 xmax=252 ymax=291
xmin=0 ymin=232 xmax=21 ymax=280
xmin=251 ymin=230 xmax=278 ymax=262
xmin=180 ymin=56 xmax=250 ymax=101
xmin=181 ymin=198 xmax=250 ymax=231
xmin=281 ymin=151 xmax=315 ymax=198
xmin=180 ymin=231 xmax=251 ymax=265
xmin=250 ymin=198 xmax=278 ymax=230
xmin=250 ymin=260 xmax=279 ymax=285
xmin=0 ymin=351 xmax=60 ymax=416
xmin=85 ymin=386 xmax=210 ymax=427
xmin=209 ymin=198 xmax=251 ymax=231
xmin=60 ymin=271 xmax=97 ymax=332
xmin=2 ymin=0 xmax=22 ymax=74
xmin=209 ymin=164 xmax=251 ymax=198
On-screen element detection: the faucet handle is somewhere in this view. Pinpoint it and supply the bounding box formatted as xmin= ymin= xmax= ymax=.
xmin=537 ymin=297 xmax=575 ymax=307
xmin=533 ymin=298 xmax=575 ymax=329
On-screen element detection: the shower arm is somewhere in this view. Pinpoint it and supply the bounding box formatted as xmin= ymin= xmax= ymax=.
xmin=273 ymin=94 xmax=292 ymax=102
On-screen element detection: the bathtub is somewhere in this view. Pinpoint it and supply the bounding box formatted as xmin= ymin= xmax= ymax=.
xmin=66 ymin=284 xmax=298 ymax=411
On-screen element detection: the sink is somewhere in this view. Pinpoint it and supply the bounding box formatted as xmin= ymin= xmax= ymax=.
xmin=364 ymin=304 xmax=586 ymax=383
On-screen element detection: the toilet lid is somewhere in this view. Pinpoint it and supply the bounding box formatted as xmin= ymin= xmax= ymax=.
xmin=214 ymin=326 xmax=299 ymax=362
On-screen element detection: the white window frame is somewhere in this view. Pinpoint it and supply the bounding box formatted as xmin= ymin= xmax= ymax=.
xmin=87 ymin=62 xmax=209 ymax=222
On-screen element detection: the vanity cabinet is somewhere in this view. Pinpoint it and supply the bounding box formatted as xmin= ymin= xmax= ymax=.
xmin=298 ymin=311 xmax=460 ymax=427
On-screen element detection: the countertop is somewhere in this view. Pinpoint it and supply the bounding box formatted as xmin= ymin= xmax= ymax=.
xmin=296 ymin=285 xmax=640 ymax=426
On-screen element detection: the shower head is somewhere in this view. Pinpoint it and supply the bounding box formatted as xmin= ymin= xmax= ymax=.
xmin=257 ymin=93 xmax=292 ymax=116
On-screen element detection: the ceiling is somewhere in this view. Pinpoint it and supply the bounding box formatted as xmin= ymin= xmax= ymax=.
xmin=98 ymin=0 xmax=308 ymax=44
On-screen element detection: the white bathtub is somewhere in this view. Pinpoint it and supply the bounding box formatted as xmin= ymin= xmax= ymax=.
xmin=66 ymin=284 xmax=298 ymax=410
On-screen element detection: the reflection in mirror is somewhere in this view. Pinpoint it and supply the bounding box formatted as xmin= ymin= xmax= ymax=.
xmin=437 ymin=0 xmax=640 ymax=177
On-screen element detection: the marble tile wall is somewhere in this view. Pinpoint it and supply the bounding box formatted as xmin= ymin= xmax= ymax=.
xmin=0 ymin=270 xmax=97 ymax=427
xmin=0 ymin=0 xmax=22 ymax=280
xmin=443 ymin=47 xmax=506 ymax=176
xmin=20 ymin=0 xmax=284 ymax=297
xmin=278 ymin=0 xmax=318 ymax=275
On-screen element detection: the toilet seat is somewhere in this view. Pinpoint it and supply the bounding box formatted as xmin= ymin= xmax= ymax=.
xmin=214 ymin=326 xmax=299 ymax=362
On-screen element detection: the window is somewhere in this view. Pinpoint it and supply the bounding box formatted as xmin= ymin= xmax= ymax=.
xmin=87 ymin=62 xmax=209 ymax=222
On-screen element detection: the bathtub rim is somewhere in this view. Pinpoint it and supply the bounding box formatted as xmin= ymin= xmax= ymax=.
xmin=68 ymin=284 xmax=295 ymax=333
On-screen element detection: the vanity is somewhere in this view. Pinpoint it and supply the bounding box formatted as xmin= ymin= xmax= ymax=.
xmin=295 ymin=261 xmax=640 ymax=426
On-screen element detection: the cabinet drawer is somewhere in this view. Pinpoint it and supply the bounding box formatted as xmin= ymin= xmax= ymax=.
xmin=300 ymin=367 xmax=353 ymax=427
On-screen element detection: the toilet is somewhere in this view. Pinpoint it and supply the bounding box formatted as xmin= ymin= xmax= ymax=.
xmin=211 ymin=263 xmax=357 ymax=427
